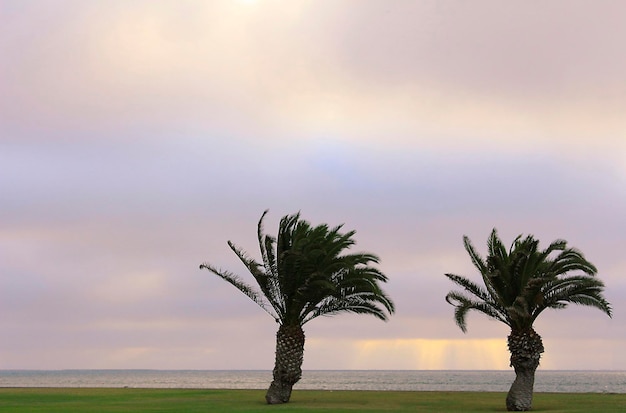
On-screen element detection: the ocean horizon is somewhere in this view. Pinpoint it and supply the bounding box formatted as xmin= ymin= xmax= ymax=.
xmin=1 ymin=369 xmax=624 ymax=393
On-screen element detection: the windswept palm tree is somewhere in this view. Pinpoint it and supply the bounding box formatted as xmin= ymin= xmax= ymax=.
xmin=200 ymin=210 xmax=394 ymax=404
xmin=445 ymin=229 xmax=611 ymax=411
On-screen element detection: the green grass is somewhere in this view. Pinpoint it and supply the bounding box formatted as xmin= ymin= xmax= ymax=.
xmin=0 ymin=388 xmax=624 ymax=412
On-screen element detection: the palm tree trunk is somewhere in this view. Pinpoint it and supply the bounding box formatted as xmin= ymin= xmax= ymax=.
xmin=265 ymin=324 xmax=305 ymax=404
xmin=505 ymin=328 xmax=544 ymax=411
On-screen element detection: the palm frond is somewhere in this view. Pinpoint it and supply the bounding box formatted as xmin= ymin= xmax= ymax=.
xmin=445 ymin=291 xmax=509 ymax=332
xmin=536 ymin=275 xmax=612 ymax=320
xmin=445 ymin=273 xmax=493 ymax=303
xmin=255 ymin=210 xmax=284 ymax=318
xmin=199 ymin=262 xmax=277 ymax=319
xmin=547 ymin=248 xmax=597 ymax=276
xmin=303 ymin=292 xmax=393 ymax=323
xmin=257 ymin=210 xmax=277 ymax=277
xmin=463 ymin=235 xmax=487 ymax=276
xmin=226 ymin=240 xmax=285 ymax=316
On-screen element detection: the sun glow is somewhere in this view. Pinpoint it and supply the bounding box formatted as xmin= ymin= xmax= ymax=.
xmin=306 ymin=338 xmax=510 ymax=370
xmin=356 ymin=339 xmax=510 ymax=370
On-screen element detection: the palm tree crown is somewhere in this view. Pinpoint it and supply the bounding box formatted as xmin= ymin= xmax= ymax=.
xmin=200 ymin=210 xmax=395 ymax=327
xmin=445 ymin=229 xmax=612 ymax=332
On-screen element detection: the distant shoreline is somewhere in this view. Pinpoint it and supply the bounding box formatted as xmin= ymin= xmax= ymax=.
xmin=2 ymin=370 xmax=624 ymax=394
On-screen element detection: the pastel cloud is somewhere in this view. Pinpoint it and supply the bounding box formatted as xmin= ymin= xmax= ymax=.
xmin=1 ymin=0 xmax=624 ymax=370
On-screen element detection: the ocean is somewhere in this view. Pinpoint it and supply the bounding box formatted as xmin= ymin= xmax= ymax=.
xmin=1 ymin=370 xmax=624 ymax=393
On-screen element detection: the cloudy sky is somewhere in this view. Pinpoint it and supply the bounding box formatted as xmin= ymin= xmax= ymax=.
xmin=1 ymin=1 xmax=625 ymax=371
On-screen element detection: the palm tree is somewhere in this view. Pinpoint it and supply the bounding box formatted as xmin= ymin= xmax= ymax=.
xmin=445 ymin=229 xmax=611 ymax=411
xmin=200 ymin=210 xmax=394 ymax=404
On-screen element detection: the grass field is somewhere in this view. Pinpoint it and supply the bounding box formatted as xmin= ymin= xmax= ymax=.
xmin=1 ymin=388 xmax=625 ymax=413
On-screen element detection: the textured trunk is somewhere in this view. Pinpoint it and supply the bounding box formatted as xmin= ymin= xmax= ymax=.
xmin=506 ymin=328 xmax=544 ymax=411
xmin=265 ymin=324 xmax=305 ymax=404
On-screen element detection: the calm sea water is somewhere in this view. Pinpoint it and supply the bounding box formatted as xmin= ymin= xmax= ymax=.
xmin=1 ymin=370 xmax=624 ymax=393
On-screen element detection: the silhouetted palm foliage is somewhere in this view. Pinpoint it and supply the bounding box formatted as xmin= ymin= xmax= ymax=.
xmin=201 ymin=210 xmax=394 ymax=404
xmin=446 ymin=229 xmax=611 ymax=331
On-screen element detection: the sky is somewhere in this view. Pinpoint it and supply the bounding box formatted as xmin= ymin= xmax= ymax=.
xmin=1 ymin=0 xmax=625 ymax=371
